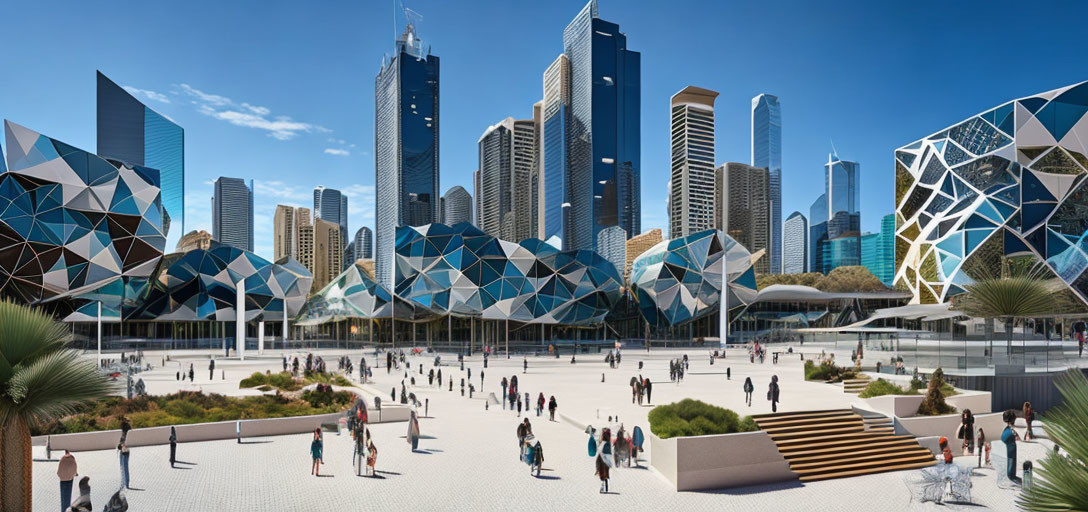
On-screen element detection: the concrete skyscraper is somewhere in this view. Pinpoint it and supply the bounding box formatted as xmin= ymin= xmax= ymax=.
xmin=273 ymin=205 xmax=296 ymax=261
xmin=782 ymin=211 xmax=808 ymax=274
xmin=312 ymin=218 xmax=342 ymax=292
xmin=96 ymin=71 xmax=185 ymax=251
xmin=751 ymin=93 xmax=782 ymax=274
xmin=313 ymin=186 xmax=348 ymax=268
xmin=212 ymin=177 xmax=253 ymax=251
xmin=669 ymin=86 xmax=718 ymax=239
xmin=562 ymin=0 xmax=640 ymax=252
xmin=374 ymin=22 xmax=440 ymax=287
xmin=716 ymin=163 xmax=770 ymax=274
xmin=477 ymin=117 xmax=538 ymax=242
xmin=441 ymin=185 xmax=473 ymax=226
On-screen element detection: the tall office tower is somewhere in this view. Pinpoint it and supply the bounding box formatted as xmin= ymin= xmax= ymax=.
xmin=441 ymin=186 xmax=472 ymax=225
xmin=374 ymin=23 xmax=440 ymax=287
xmin=861 ymin=213 xmax=895 ymax=286
xmin=563 ymin=0 xmax=640 ymax=252
xmin=96 ymin=71 xmax=185 ymax=250
xmin=297 ymin=223 xmax=314 ymax=276
xmin=716 ymin=163 xmax=770 ymax=274
xmin=751 ymin=93 xmax=782 ymax=274
xmin=540 ymin=54 xmax=571 ymax=243
xmin=669 ymin=86 xmax=718 ymax=239
xmin=312 ymin=218 xmax=342 ymax=291
xmin=809 ymin=153 xmax=861 ymax=273
xmin=531 ymin=101 xmax=543 ymax=238
xmin=782 ymin=211 xmax=808 ymax=274
xmin=354 ymin=226 xmax=373 ymax=260
xmin=473 ymin=170 xmax=481 ymax=228
xmin=211 ymin=177 xmax=253 ymax=251
xmin=313 ymin=186 xmax=348 ymax=267
xmin=478 ymin=119 xmax=513 ymax=238
xmin=273 ymin=204 xmax=296 ymax=261
xmin=511 ymin=118 xmax=537 ymax=241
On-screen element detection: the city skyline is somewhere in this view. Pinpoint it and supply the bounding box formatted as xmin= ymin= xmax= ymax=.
xmin=2 ymin=1 xmax=1086 ymax=263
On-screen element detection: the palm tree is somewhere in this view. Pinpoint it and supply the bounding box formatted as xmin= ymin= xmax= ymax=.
xmin=0 ymin=300 xmax=116 ymax=511
xmin=954 ymin=257 xmax=1079 ymax=361
xmin=1018 ymin=370 xmax=1088 ymax=511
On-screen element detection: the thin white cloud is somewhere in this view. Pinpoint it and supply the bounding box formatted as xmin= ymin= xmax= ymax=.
xmin=252 ymin=180 xmax=311 ymax=202
xmin=123 ymin=85 xmax=171 ymax=104
xmin=176 ymin=83 xmax=325 ymax=140
xmin=324 ymin=148 xmax=350 ymax=156
xmin=342 ymin=184 xmax=375 ymax=221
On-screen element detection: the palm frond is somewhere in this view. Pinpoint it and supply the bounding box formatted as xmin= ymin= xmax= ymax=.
xmin=1018 ymin=371 xmax=1088 ymax=511
xmin=6 ymin=349 xmax=118 ymax=426
xmin=0 ymin=299 xmax=71 ymax=383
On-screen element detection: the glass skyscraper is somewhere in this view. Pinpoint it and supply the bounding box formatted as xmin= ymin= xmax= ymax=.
xmin=97 ymin=71 xmax=184 ymax=251
xmin=212 ymin=177 xmax=253 ymax=251
xmin=809 ymin=153 xmax=861 ymax=274
xmin=541 ymin=54 xmax=570 ymax=244
xmin=751 ymin=94 xmax=781 ymax=274
xmin=374 ymin=23 xmax=440 ymax=287
xmin=782 ymin=211 xmax=808 ymax=274
xmin=562 ymin=0 xmax=640 ymax=252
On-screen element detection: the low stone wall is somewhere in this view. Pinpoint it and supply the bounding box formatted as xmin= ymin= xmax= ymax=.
xmin=895 ymin=412 xmax=1005 ymax=441
xmin=34 ymin=405 xmax=411 ymax=453
xmin=864 ymin=390 xmax=992 ymax=418
xmin=650 ymin=431 xmax=796 ymax=491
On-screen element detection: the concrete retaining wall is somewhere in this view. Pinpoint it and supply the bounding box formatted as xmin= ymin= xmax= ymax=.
xmin=650 ymin=431 xmax=796 ymax=491
xmin=35 ymin=405 xmax=412 ymax=453
xmin=895 ymin=412 xmax=1005 ymax=441
xmin=864 ymin=390 xmax=992 ymax=418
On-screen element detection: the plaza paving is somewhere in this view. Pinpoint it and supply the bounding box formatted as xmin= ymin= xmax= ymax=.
xmin=34 ymin=346 xmax=1047 ymax=510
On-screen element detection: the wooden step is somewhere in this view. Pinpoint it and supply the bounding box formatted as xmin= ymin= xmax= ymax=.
xmin=773 ymin=431 xmax=895 ymax=448
xmin=767 ymin=425 xmax=865 ymax=441
xmin=780 ymin=438 xmax=920 ymax=459
xmin=797 ymin=459 xmax=936 ymax=482
xmin=761 ymin=418 xmax=864 ymax=433
xmin=751 ymin=409 xmax=852 ymax=421
xmin=792 ymin=452 xmax=935 ymax=477
xmin=756 ymin=414 xmax=859 ymax=429
xmin=786 ymin=443 xmax=929 ymax=464
xmin=788 ymin=448 xmax=934 ymax=469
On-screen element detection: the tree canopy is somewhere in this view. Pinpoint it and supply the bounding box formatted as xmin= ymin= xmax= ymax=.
xmin=756 ymin=266 xmax=890 ymax=293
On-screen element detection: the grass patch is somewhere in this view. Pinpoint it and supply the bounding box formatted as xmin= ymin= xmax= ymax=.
xmin=31 ymin=389 xmax=354 ymax=436
xmin=305 ymin=373 xmax=354 ymax=387
xmin=239 ymin=371 xmax=303 ymax=391
xmin=858 ymin=378 xmax=913 ymax=398
xmin=648 ymin=399 xmax=759 ymax=439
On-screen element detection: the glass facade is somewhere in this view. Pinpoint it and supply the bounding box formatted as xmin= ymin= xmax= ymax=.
xmin=809 ymin=154 xmax=861 ymax=274
xmin=751 ymin=94 xmax=782 ymax=274
xmin=894 ymin=80 xmax=1088 ymax=305
xmin=809 ymin=193 xmax=827 ymax=273
xmin=542 ymin=105 xmax=567 ymax=241
xmin=822 ymin=235 xmax=861 ymax=269
xmin=782 ymin=211 xmax=808 ymax=273
xmin=374 ymin=24 xmax=440 ymax=288
xmin=96 ymin=71 xmax=184 ymax=251
xmin=562 ymin=0 xmax=640 ymax=252
xmin=861 ymin=213 xmax=896 ymax=286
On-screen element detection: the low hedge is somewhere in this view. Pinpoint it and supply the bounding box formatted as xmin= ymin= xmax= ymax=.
xmin=648 ymin=399 xmax=758 ymax=439
xmin=804 ymin=360 xmax=857 ymax=383
xmin=239 ymin=371 xmax=353 ymax=391
xmin=858 ymin=378 xmax=912 ymax=398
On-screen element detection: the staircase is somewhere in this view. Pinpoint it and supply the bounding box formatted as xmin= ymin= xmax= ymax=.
xmin=753 ymin=409 xmax=935 ymax=482
xmin=842 ymin=376 xmax=870 ymax=394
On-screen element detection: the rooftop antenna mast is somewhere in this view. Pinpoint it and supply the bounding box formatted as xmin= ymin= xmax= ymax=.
xmin=830 ymin=138 xmax=839 ymax=159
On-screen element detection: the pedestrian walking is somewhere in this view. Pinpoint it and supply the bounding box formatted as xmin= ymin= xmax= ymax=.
xmin=517 ymin=395 xmax=523 ymax=416
xmin=58 ymin=449 xmax=77 ymax=511
xmin=283 ymin=356 xmax=288 ymax=372
xmin=480 ymin=370 xmax=485 ymax=387
xmin=169 ymin=425 xmax=178 ymax=467
xmin=209 ymin=359 xmax=215 ymax=380
xmin=428 ymin=368 xmax=434 ymax=386
xmin=743 ymin=377 xmax=754 ymax=406
xmin=957 ymin=409 xmax=975 ymax=455
xmin=437 ymin=368 xmax=442 ymax=387
xmin=1022 ymin=402 xmax=1036 ymax=441
xmin=537 ymin=393 xmax=545 ymax=416
xmin=727 ymin=367 xmax=731 ymax=380
xmin=595 ymin=428 xmax=612 ymax=493
xmin=407 ymin=408 xmax=421 ymax=451
xmin=767 ymin=375 xmax=780 ymax=412
xmin=310 ymin=429 xmax=323 ymax=476
xmin=1001 ymin=410 xmax=1021 ymax=482
xmin=548 ymin=395 xmax=558 ymax=421
xmin=501 ymin=377 xmax=508 ymax=410
xmin=524 ymin=357 xmax=528 ymax=373
xmin=644 ymin=378 xmax=652 ymax=404
xmin=188 ymin=364 xmax=194 ymax=382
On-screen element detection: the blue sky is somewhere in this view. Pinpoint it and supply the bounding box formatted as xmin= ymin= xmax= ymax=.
xmin=1 ymin=0 xmax=1085 ymax=260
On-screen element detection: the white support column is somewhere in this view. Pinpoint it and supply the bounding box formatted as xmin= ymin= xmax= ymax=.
xmin=258 ymin=321 xmax=265 ymax=354
xmin=283 ymin=303 xmax=289 ymax=349
xmin=236 ymin=279 xmax=246 ymax=361
xmin=97 ymin=301 xmax=102 ymax=369
xmin=720 ymin=171 xmax=730 ymax=350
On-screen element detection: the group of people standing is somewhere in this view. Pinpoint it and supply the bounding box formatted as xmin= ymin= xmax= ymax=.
xmin=588 ymin=424 xmax=646 ymax=493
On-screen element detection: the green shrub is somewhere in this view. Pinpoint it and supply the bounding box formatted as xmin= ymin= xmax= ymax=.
xmin=241 ymin=371 xmax=301 ymax=391
xmin=804 ymin=360 xmax=855 ymax=382
xmin=858 ymin=378 xmax=913 ymax=398
xmin=648 ymin=399 xmax=758 ymax=439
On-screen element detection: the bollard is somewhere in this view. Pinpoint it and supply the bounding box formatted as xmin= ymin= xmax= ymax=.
xmin=425 ymin=398 xmax=429 ymax=417
xmin=1023 ymin=461 xmax=1033 ymax=490
xmin=236 ymin=420 xmax=242 ymax=443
